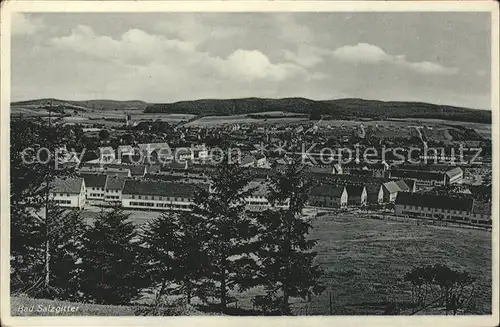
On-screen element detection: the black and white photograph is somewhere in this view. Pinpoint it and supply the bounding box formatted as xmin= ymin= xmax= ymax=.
xmin=1 ymin=1 xmax=498 ymax=325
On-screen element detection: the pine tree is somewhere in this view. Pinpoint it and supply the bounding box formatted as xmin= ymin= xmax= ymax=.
xmin=252 ymin=161 xmax=325 ymax=315
xmin=140 ymin=212 xmax=211 ymax=308
xmin=191 ymin=154 xmax=258 ymax=313
xmin=10 ymin=117 xmax=78 ymax=295
xmin=78 ymin=207 xmax=147 ymax=305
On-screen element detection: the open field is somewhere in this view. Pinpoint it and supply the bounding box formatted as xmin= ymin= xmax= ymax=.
xmin=11 ymin=106 xmax=195 ymax=126
xmin=79 ymin=209 xmax=492 ymax=315
xmin=184 ymin=114 xmax=308 ymax=127
xmin=292 ymin=214 xmax=492 ymax=315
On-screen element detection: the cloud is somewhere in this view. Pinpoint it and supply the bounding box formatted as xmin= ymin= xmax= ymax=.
xmin=332 ymin=43 xmax=458 ymax=75
xmin=46 ymin=25 xmax=316 ymax=84
xmin=11 ymin=13 xmax=45 ymax=36
xmin=283 ymin=45 xmax=326 ymax=68
xmin=154 ymin=15 xmax=241 ymax=47
xmin=332 ymin=43 xmax=391 ymax=63
xmin=218 ymin=49 xmax=306 ymax=82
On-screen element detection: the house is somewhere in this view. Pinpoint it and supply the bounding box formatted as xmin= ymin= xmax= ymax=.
xmin=104 ymin=175 xmax=127 ymax=204
xmin=130 ymin=165 xmax=147 ymax=177
xmin=240 ymin=154 xmax=256 ymax=167
xmin=389 ymin=169 xmax=446 ymax=188
xmin=308 ymin=166 xmax=335 ymax=175
xmin=403 ymin=179 xmax=417 ymax=193
xmin=394 ymin=180 xmax=410 ymax=192
xmin=382 ymin=181 xmax=400 ymax=202
xmin=445 ymin=167 xmax=464 ymax=185
xmin=346 ymin=185 xmax=367 ymax=206
xmin=470 ymin=201 xmax=492 ymax=226
xmin=98 ymin=146 xmax=116 ymax=164
xmin=49 ymin=177 xmax=86 ymax=209
xmin=80 ymin=173 xmax=107 ymax=202
xmin=309 ymin=184 xmax=348 ymax=208
xmin=244 ymin=180 xmax=288 ymax=211
xmin=394 ymin=192 xmax=488 ymax=225
xmin=121 ymin=180 xmax=206 ymax=211
xmin=79 ymin=164 xmax=132 ymax=177
xmin=333 ymin=163 xmax=343 ymax=175
xmin=254 ymin=153 xmax=267 ymax=168
xmin=366 ymin=184 xmax=384 ymax=204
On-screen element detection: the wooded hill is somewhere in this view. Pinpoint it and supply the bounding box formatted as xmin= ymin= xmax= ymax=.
xmin=145 ymin=97 xmax=491 ymax=123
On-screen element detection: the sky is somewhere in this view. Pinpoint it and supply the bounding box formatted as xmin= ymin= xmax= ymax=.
xmin=11 ymin=12 xmax=491 ymax=109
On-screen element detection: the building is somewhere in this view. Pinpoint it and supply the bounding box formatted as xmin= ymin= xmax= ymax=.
xmin=403 ymin=179 xmax=417 ymax=193
xmin=366 ymin=184 xmax=384 ymax=204
xmin=79 ymin=164 xmax=132 ymax=177
xmin=104 ymin=175 xmax=128 ymax=204
xmin=309 ymin=184 xmax=348 ymax=208
xmin=49 ymin=177 xmax=86 ymax=209
xmin=470 ymin=201 xmax=492 ymax=226
xmin=243 ymin=180 xmax=288 ymax=211
xmin=445 ymin=167 xmax=464 ymax=185
xmin=346 ymin=185 xmax=367 ymax=206
xmin=130 ymin=165 xmax=147 ymax=177
xmin=394 ymin=192 xmax=487 ymax=224
xmin=254 ymin=153 xmax=267 ymax=168
xmin=121 ymin=180 xmax=206 ymax=211
xmin=98 ymin=146 xmax=116 ymax=164
xmin=394 ymin=180 xmax=410 ymax=192
xmin=389 ymin=169 xmax=446 ymax=187
xmin=80 ymin=173 xmax=107 ymax=202
xmin=382 ymin=181 xmax=400 ymax=203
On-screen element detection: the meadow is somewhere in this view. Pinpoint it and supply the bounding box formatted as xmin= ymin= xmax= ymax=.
xmin=80 ymin=209 xmax=492 ymax=315
xmin=293 ymin=214 xmax=492 ymax=315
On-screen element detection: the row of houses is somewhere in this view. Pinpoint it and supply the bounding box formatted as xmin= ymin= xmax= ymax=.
xmin=308 ymin=178 xmax=415 ymax=208
xmin=394 ymin=192 xmax=491 ymax=226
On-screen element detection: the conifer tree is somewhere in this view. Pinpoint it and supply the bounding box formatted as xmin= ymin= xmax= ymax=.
xmin=252 ymin=161 xmax=324 ymax=315
xmin=78 ymin=207 xmax=147 ymax=305
xmin=191 ymin=154 xmax=258 ymax=313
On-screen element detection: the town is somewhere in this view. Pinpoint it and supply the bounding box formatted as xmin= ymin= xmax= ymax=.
xmin=44 ymin=112 xmax=492 ymax=229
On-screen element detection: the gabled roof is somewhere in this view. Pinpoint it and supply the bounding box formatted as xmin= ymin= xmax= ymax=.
xmin=395 ymin=180 xmax=410 ymax=192
xmin=346 ymin=185 xmax=366 ymax=197
xmin=390 ymin=169 xmax=445 ymax=181
xmin=51 ymin=177 xmax=84 ymax=194
xmin=80 ymin=173 xmax=107 ymax=188
xmin=122 ymin=180 xmax=208 ymax=197
xmin=308 ymin=166 xmax=333 ymax=175
xmin=366 ymin=184 xmax=383 ymax=195
xmin=472 ymin=201 xmax=491 ymax=215
xmin=105 ymin=175 xmax=128 ymax=191
xmin=310 ymin=184 xmax=346 ymax=197
xmin=255 ymin=153 xmax=266 ymax=160
xmin=445 ymin=167 xmax=463 ymax=178
xmin=395 ymin=192 xmax=474 ymax=211
xmin=383 ymin=181 xmax=400 ymax=194
xmin=130 ymin=165 xmax=147 ymax=176
xmin=403 ymin=179 xmax=416 ymax=190
xmin=240 ymin=155 xmax=255 ymax=166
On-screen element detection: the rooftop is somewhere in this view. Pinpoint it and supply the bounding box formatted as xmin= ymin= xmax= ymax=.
xmin=395 ymin=192 xmax=474 ymax=211
xmin=51 ymin=177 xmax=84 ymax=194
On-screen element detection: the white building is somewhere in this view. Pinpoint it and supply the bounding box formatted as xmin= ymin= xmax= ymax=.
xmin=394 ymin=192 xmax=490 ymax=226
xmin=49 ymin=177 xmax=86 ymax=209
xmin=80 ymin=173 xmax=107 ymax=203
xmin=104 ymin=175 xmax=128 ymax=204
xmin=121 ymin=180 xmax=207 ymax=212
xmin=243 ymin=180 xmax=289 ymax=212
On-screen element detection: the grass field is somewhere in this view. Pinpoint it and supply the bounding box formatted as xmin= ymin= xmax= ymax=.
xmin=293 ymin=214 xmax=492 ymax=315
xmin=25 ymin=210 xmax=492 ymax=316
